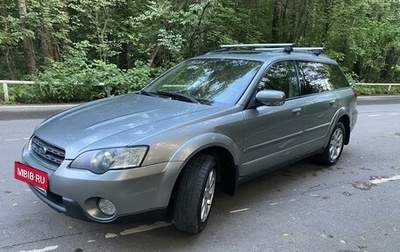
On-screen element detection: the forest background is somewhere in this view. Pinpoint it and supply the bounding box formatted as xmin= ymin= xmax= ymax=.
xmin=1 ymin=0 xmax=400 ymax=103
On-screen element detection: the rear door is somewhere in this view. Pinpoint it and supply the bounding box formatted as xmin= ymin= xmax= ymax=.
xmin=296 ymin=61 xmax=339 ymax=154
xmin=241 ymin=61 xmax=304 ymax=178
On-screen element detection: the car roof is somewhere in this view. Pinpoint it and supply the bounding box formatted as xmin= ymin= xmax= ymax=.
xmin=194 ymin=44 xmax=338 ymax=65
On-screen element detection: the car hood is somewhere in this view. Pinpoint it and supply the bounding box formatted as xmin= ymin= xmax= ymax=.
xmin=34 ymin=93 xmax=225 ymax=158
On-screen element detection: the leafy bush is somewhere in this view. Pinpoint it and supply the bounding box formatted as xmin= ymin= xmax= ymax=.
xmin=354 ymin=85 xmax=400 ymax=96
xmin=31 ymin=58 xmax=154 ymax=103
xmin=6 ymin=85 xmax=39 ymax=103
xmin=3 ymin=61 xmax=154 ymax=104
xmin=0 ymin=42 xmax=153 ymax=103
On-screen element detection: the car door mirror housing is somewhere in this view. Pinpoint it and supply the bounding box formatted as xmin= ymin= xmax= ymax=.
xmin=255 ymin=90 xmax=286 ymax=106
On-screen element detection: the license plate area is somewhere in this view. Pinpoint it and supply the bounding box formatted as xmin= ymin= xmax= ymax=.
xmin=14 ymin=162 xmax=48 ymax=191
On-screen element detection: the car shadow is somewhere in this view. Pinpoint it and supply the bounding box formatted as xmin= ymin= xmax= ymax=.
xmin=83 ymin=157 xmax=355 ymax=251
xmin=35 ymin=148 xmax=365 ymax=252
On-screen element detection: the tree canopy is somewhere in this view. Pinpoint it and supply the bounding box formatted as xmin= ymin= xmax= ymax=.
xmin=1 ymin=0 xmax=399 ymax=102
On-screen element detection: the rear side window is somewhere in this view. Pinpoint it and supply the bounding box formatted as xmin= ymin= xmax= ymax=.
xmin=297 ymin=61 xmax=349 ymax=95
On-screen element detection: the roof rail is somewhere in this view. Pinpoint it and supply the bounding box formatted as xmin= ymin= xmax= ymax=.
xmin=291 ymin=47 xmax=324 ymax=55
xmin=255 ymin=46 xmax=324 ymax=55
xmin=215 ymin=43 xmax=324 ymax=56
xmin=208 ymin=43 xmax=295 ymax=54
xmin=220 ymin=43 xmax=295 ymax=49
xmin=291 ymin=47 xmax=324 ymax=51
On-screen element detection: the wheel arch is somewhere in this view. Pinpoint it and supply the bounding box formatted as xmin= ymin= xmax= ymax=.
xmin=167 ymin=134 xmax=239 ymax=217
xmin=330 ymin=107 xmax=351 ymax=146
xmin=338 ymin=114 xmax=351 ymax=145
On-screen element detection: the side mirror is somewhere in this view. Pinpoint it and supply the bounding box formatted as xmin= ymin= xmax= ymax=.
xmin=255 ymin=90 xmax=286 ymax=106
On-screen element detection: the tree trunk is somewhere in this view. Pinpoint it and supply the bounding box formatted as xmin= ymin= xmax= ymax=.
xmin=272 ymin=0 xmax=282 ymax=42
xmin=288 ymin=1 xmax=299 ymax=42
xmin=380 ymin=47 xmax=397 ymax=82
xmin=3 ymin=20 xmax=15 ymax=79
xmin=18 ymin=0 xmax=36 ymax=74
xmin=118 ymin=43 xmax=129 ymax=69
xmin=40 ymin=27 xmax=60 ymax=64
xmin=149 ymin=45 xmax=161 ymax=67
xmin=187 ymin=2 xmax=211 ymax=58
xmin=39 ymin=0 xmax=60 ymax=64
xmin=322 ymin=0 xmax=334 ymax=43
xmin=5 ymin=46 xmax=15 ymax=79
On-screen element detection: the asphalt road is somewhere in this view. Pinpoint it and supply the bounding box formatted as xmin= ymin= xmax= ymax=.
xmin=0 ymin=97 xmax=399 ymax=252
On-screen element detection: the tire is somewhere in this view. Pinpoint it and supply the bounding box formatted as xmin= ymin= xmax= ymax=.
xmin=173 ymin=154 xmax=217 ymax=234
xmin=316 ymin=122 xmax=345 ymax=166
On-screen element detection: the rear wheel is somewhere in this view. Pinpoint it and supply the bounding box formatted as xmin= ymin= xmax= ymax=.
xmin=173 ymin=154 xmax=217 ymax=234
xmin=316 ymin=122 xmax=345 ymax=166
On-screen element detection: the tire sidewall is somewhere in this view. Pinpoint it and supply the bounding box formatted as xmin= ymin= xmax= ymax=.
xmin=196 ymin=164 xmax=216 ymax=231
xmin=327 ymin=122 xmax=345 ymax=165
xmin=173 ymin=154 xmax=217 ymax=234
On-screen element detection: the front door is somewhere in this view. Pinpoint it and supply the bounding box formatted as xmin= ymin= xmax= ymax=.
xmin=241 ymin=61 xmax=304 ymax=179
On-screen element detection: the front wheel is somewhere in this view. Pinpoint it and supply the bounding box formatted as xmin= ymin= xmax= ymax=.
xmin=316 ymin=122 xmax=345 ymax=166
xmin=173 ymin=154 xmax=217 ymax=234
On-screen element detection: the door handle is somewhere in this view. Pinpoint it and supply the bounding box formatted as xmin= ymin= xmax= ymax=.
xmin=329 ymin=99 xmax=337 ymax=107
xmin=292 ymin=108 xmax=302 ymax=117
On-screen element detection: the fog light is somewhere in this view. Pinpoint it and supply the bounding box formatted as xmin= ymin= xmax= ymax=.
xmin=98 ymin=198 xmax=116 ymax=216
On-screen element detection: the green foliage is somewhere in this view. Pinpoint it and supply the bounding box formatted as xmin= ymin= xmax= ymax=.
xmin=5 ymin=85 xmax=39 ymax=104
xmin=354 ymin=85 xmax=400 ymax=96
xmin=33 ymin=64 xmax=152 ymax=103
xmin=29 ymin=42 xmax=153 ymax=103
xmin=1 ymin=0 xmax=400 ymax=103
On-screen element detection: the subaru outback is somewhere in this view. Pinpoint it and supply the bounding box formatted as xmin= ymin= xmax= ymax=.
xmin=15 ymin=43 xmax=358 ymax=234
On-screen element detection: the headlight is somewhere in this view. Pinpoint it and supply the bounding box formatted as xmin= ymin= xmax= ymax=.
xmin=70 ymin=146 xmax=148 ymax=174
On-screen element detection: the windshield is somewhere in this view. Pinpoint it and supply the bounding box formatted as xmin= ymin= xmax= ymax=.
xmin=143 ymin=58 xmax=262 ymax=105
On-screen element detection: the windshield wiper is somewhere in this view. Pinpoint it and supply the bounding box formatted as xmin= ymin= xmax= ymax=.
xmin=137 ymin=90 xmax=156 ymax=96
xmin=156 ymin=91 xmax=201 ymax=104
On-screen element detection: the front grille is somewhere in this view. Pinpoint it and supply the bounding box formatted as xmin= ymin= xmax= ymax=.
xmin=30 ymin=136 xmax=65 ymax=169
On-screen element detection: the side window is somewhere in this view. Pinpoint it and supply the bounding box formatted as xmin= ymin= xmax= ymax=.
xmin=330 ymin=65 xmax=350 ymax=89
xmin=297 ymin=61 xmax=331 ymax=94
xmin=297 ymin=61 xmax=350 ymax=95
xmin=259 ymin=61 xmax=299 ymax=99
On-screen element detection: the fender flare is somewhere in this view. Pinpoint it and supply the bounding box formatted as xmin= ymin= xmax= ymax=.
xmin=170 ymin=132 xmax=241 ymax=166
xmin=324 ymin=107 xmax=350 ymax=147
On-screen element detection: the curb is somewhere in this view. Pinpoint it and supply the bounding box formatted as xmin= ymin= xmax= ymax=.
xmin=0 ymin=104 xmax=78 ymax=110
xmin=0 ymin=104 xmax=78 ymax=120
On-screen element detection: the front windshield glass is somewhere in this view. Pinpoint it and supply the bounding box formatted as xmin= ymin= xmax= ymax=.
xmin=143 ymin=58 xmax=262 ymax=105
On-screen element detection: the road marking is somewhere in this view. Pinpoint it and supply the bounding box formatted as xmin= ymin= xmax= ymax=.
xmin=105 ymin=222 xmax=171 ymax=238
xmin=367 ymin=114 xmax=381 ymax=117
xmin=389 ymin=113 xmax=399 ymax=116
xmin=230 ymin=208 xmax=250 ymax=213
xmin=269 ymin=198 xmax=297 ymax=206
xmin=269 ymin=202 xmax=284 ymax=206
xmin=105 ymin=233 xmax=118 ymax=238
xmin=370 ymin=175 xmax=400 ymax=185
xmin=120 ymin=222 xmax=171 ymax=236
xmin=4 ymin=138 xmax=21 ymax=142
xmin=3 ymin=137 xmax=29 ymax=142
xmin=20 ymin=245 xmax=58 ymax=252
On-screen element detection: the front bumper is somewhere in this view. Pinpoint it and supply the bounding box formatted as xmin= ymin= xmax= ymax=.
xmin=22 ymin=145 xmax=183 ymax=223
xmin=28 ymin=184 xmax=168 ymax=223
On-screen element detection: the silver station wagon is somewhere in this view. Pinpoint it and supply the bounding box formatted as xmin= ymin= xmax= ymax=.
xmin=15 ymin=43 xmax=358 ymax=234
